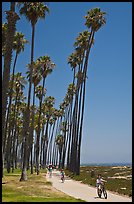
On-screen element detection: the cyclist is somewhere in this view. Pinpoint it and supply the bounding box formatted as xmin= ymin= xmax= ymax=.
xmin=61 ymin=169 xmax=65 ymax=182
xmin=48 ymin=163 xmax=53 ymax=178
xmin=96 ymin=174 xmax=107 ymax=194
xmin=96 ymin=174 xmax=106 ymax=187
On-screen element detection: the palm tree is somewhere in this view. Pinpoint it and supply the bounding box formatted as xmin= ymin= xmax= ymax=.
xmin=26 ymin=61 xmax=42 ymax=174
xmin=6 ymin=73 xmax=26 ymax=173
xmin=66 ymin=8 xmax=106 ymax=175
xmin=75 ymin=8 xmax=106 ymax=174
xmin=67 ymin=31 xmax=90 ymax=173
xmin=11 ymin=95 xmax=26 ymax=173
xmin=55 ymin=134 xmax=64 ymax=169
xmin=47 ymin=108 xmax=59 ymax=164
xmin=51 ymin=109 xmax=64 ymax=167
xmin=35 ymin=85 xmax=47 ymax=174
xmin=65 ymin=84 xmax=76 ymax=169
xmin=34 ymin=56 xmax=55 ymax=174
xmin=12 ymin=32 xmax=29 ymax=72
xmin=42 ymin=96 xmax=55 ymax=170
xmin=40 ymin=115 xmax=47 ymax=168
xmin=2 ymin=2 xmax=19 ymax=177
xmin=85 ymin=8 xmax=106 ymax=32
xmin=13 ymin=112 xmax=24 ymax=169
xmin=4 ymin=32 xmax=28 ymax=160
xmin=18 ymin=2 xmax=49 ymax=181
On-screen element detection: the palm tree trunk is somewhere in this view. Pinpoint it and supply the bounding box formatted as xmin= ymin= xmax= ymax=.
xmin=4 ymin=52 xmax=18 ymax=171
xmin=11 ymin=102 xmax=19 ymax=173
xmin=67 ymin=88 xmax=75 ymax=170
xmin=70 ymin=84 xmax=79 ymax=172
xmin=40 ymin=125 xmax=45 ymax=168
xmin=58 ymin=144 xmax=63 ymax=169
xmin=62 ymin=108 xmax=70 ymax=169
xmin=43 ymin=119 xmax=49 ymax=168
xmin=12 ymin=126 xmax=17 ymax=173
xmin=2 ymin=2 xmax=19 ymax=177
xmin=36 ymin=77 xmax=46 ymax=175
xmin=15 ymin=128 xmax=19 ymax=169
xmin=3 ymin=52 xmax=18 ymax=155
xmin=76 ymin=32 xmax=95 ymax=175
xmin=42 ymin=139 xmax=46 ymax=169
xmin=20 ymin=24 xmax=35 ymax=181
xmin=6 ymin=90 xmax=19 ymax=173
xmin=46 ymin=124 xmax=53 ymax=164
xmin=76 ymin=79 xmax=86 ymax=175
xmin=40 ymin=136 xmax=43 ymax=167
xmin=29 ymin=85 xmax=35 ymax=174
xmin=48 ymin=121 xmax=56 ymax=164
xmin=74 ymin=81 xmax=83 ymax=173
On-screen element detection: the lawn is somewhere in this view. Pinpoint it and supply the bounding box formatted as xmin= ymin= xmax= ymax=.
xmin=2 ymin=168 xmax=84 ymax=202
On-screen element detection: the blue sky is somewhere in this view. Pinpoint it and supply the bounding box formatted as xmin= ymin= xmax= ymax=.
xmin=2 ymin=2 xmax=132 ymax=164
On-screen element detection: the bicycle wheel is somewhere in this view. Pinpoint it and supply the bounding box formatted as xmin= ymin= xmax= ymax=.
xmin=97 ymin=189 xmax=102 ymax=198
xmin=103 ymin=189 xmax=107 ymax=199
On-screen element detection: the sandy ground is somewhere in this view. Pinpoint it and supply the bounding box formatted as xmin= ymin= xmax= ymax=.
xmin=46 ymin=169 xmax=132 ymax=202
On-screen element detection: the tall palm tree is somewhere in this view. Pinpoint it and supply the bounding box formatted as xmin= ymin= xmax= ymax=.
xmin=35 ymin=85 xmax=47 ymax=174
xmin=6 ymin=73 xmax=26 ymax=173
xmin=85 ymin=8 xmax=106 ymax=32
xmin=34 ymin=56 xmax=55 ymax=174
xmin=4 ymin=32 xmax=28 ymax=157
xmin=47 ymin=108 xmax=59 ymax=164
xmin=2 ymin=2 xmax=19 ymax=177
xmin=75 ymin=8 xmax=106 ymax=175
xmin=67 ymin=31 xmax=90 ymax=173
xmin=55 ymin=134 xmax=64 ymax=169
xmin=66 ymin=8 xmax=106 ymax=175
xmin=18 ymin=2 xmax=49 ymax=181
xmin=40 ymin=115 xmax=47 ymax=168
xmin=51 ymin=109 xmax=63 ymax=166
xmin=26 ymin=61 xmax=42 ymax=174
xmin=11 ymin=94 xmax=26 ymax=173
xmin=65 ymin=84 xmax=76 ymax=169
xmin=12 ymin=32 xmax=29 ymax=70
xmin=41 ymin=96 xmax=55 ymax=170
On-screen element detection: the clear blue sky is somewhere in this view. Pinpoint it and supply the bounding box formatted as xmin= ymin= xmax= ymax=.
xmin=2 ymin=2 xmax=132 ymax=164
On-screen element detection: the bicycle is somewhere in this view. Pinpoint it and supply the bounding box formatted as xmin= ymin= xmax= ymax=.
xmin=97 ymin=182 xmax=107 ymax=199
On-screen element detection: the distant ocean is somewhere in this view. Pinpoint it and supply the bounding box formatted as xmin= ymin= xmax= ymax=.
xmin=80 ymin=162 xmax=132 ymax=167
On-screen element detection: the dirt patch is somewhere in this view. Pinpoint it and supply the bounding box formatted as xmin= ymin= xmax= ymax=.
xmin=17 ymin=186 xmax=24 ymax=189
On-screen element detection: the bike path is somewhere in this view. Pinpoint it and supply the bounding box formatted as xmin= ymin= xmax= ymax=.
xmin=46 ymin=169 xmax=132 ymax=202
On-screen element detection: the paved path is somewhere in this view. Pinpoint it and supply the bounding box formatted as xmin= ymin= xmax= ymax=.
xmin=46 ymin=169 xmax=132 ymax=202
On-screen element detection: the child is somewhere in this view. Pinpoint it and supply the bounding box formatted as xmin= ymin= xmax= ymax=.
xmin=61 ymin=169 xmax=65 ymax=182
xmin=96 ymin=174 xmax=107 ymax=190
xmin=48 ymin=164 xmax=53 ymax=178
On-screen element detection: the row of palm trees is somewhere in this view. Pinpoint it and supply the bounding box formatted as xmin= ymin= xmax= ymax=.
xmin=2 ymin=2 xmax=106 ymax=181
xmin=52 ymin=8 xmax=106 ymax=175
xmin=2 ymin=3 xmax=20 ymax=178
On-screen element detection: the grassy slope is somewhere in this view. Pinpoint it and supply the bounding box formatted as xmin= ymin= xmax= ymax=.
xmin=2 ymin=168 xmax=84 ymax=202
xmin=65 ymin=166 xmax=132 ymax=197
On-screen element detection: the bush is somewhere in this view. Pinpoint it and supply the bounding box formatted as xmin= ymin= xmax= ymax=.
xmin=90 ymin=170 xmax=95 ymax=177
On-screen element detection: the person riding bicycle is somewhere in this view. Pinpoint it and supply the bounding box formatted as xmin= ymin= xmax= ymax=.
xmin=96 ymin=174 xmax=107 ymax=198
xmin=96 ymin=174 xmax=107 ymax=189
xmin=61 ymin=169 xmax=65 ymax=182
xmin=48 ymin=163 xmax=53 ymax=177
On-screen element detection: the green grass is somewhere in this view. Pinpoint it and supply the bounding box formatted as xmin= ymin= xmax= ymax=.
xmin=65 ymin=166 xmax=132 ymax=197
xmin=2 ymin=168 xmax=85 ymax=202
